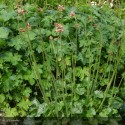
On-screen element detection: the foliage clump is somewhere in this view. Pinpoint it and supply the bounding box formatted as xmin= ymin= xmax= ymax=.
xmin=0 ymin=3 xmax=125 ymax=123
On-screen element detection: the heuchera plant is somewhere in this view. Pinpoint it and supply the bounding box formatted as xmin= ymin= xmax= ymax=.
xmin=0 ymin=3 xmax=125 ymax=124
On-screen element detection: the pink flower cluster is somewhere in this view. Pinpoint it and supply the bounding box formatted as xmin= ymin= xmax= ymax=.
xmin=54 ymin=23 xmax=64 ymax=33
xmin=69 ymin=11 xmax=75 ymax=17
xmin=17 ymin=9 xmax=25 ymax=15
xmin=58 ymin=5 xmax=65 ymax=12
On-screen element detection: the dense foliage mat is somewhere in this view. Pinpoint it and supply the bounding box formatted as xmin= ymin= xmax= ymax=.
xmin=0 ymin=3 xmax=125 ymax=124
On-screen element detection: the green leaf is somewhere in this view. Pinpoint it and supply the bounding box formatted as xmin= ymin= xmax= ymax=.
xmin=23 ymin=70 xmax=35 ymax=85
xmin=86 ymin=107 xmax=96 ymax=117
xmin=37 ymin=103 xmax=48 ymax=116
xmin=0 ymin=27 xmax=10 ymax=39
xmin=0 ymin=94 xmax=5 ymax=103
xmin=62 ymin=25 xmax=69 ymax=37
xmin=5 ymin=108 xmax=18 ymax=117
xmin=41 ymin=16 xmax=51 ymax=28
xmin=94 ymin=90 xmax=104 ymax=98
xmin=10 ymin=36 xmax=26 ymax=50
xmin=71 ymin=102 xmax=83 ymax=114
xmin=36 ymin=45 xmax=42 ymax=53
xmin=32 ymin=98 xmax=40 ymax=106
xmin=99 ymin=108 xmax=112 ymax=117
xmin=112 ymin=97 xmax=123 ymax=109
xmin=0 ymin=4 xmax=6 ymax=9
xmin=0 ymin=39 xmax=6 ymax=47
xmin=22 ymin=87 xmax=32 ymax=97
xmin=4 ymin=52 xmax=22 ymax=65
xmin=22 ymin=31 xmax=36 ymax=41
xmin=76 ymin=86 xmax=86 ymax=95
xmin=56 ymin=101 xmax=64 ymax=112
xmin=45 ymin=30 xmax=51 ymax=37
xmin=17 ymin=99 xmax=32 ymax=111
xmin=65 ymin=57 xmax=71 ymax=66
xmin=0 ymin=9 xmax=16 ymax=22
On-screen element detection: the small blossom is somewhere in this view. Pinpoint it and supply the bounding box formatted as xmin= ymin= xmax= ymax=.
xmin=74 ymin=23 xmax=79 ymax=28
xmin=58 ymin=5 xmax=64 ymax=12
xmin=54 ymin=23 xmax=63 ymax=29
xmin=109 ymin=2 xmax=113 ymax=8
xmin=27 ymin=23 xmax=31 ymax=30
xmin=37 ymin=8 xmax=43 ymax=12
xmin=69 ymin=11 xmax=75 ymax=17
xmin=91 ymin=1 xmax=97 ymax=6
xmin=103 ymin=0 xmax=114 ymax=8
xmin=54 ymin=23 xmax=64 ymax=33
xmin=55 ymin=29 xmax=64 ymax=33
xmin=18 ymin=28 xmax=26 ymax=32
xmin=49 ymin=36 xmax=53 ymax=40
xmin=17 ymin=9 xmax=25 ymax=15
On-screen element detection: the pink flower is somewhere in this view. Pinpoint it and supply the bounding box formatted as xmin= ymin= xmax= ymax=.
xmin=49 ymin=36 xmax=53 ymax=40
xmin=54 ymin=23 xmax=63 ymax=29
xmin=17 ymin=9 xmax=25 ymax=15
xmin=26 ymin=23 xmax=31 ymax=30
xmin=54 ymin=23 xmax=64 ymax=33
xmin=69 ymin=11 xmax=75 ymax=17
xmin=55 ymin=29 xmax=64 ymax=33
xmin=58 ymin=5 xmax=65 ymax=12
